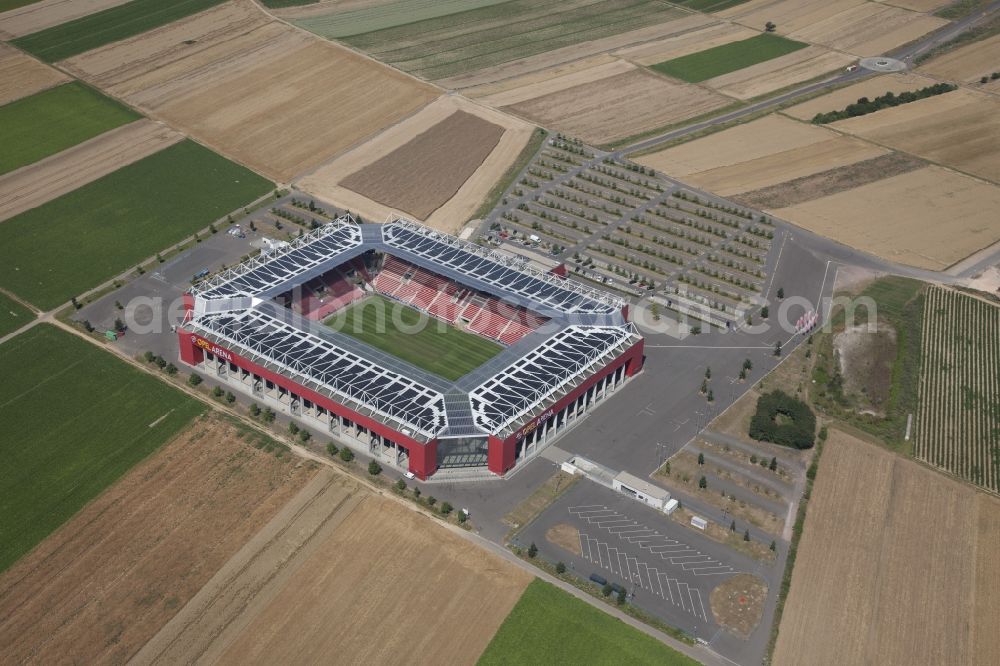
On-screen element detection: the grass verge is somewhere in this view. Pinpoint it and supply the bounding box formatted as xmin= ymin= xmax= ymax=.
xmin=650 ymin=34 xmax=808 ymax=83
xmin=0 ymin=324 xmax=204 ymax=573
xmin=0 ymin=139 xmax=273 ymax=310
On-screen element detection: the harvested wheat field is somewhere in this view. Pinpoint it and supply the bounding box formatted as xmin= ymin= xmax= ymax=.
xmin=703 ymin=46 xmax=854 ymax=100
xmin=635 ymin=114 xmax=837 ymax=177
xmin=830 ymin=88 xmax=1000 ymax=184
xmin=0 ymin=43 xmax=68 ymax=105
xmin=0 ymin=416 xmax=318 ymax=665
xmin=774 ymin=166 xmax=1000 ymax=270
xmin=0 ymin=119 xmax=183 ymax=221
xmin=137 ymin=481 xmax=532 ymax=665
xmin=789 ymin=2 xmax=947 ymax=57
xmin=0 ymin=0 xmax=131 ymax=38
xmin=508 ymin=66 xmax=730 ymax=145
xmin=467 ymin=55 xmax=633 ymax=107
xmin=613 ymin=22 xmax=759 ymax=66
xmin=773 ymin=429 xmax=1000 ymax=666
xmin=299 ymin=96 xmax=532 ymax=231
xmin=782 ymin=71 xmax=938 ymax=120
xmin=920 ymin=33 xmax=1000 ymax=87
xmin=721 ymin=0 xmax=866 ymax=34
xmin=877 ymin=0 xmax=950 ymax=11
xmin=62 ymin=0 xmax=439 ymax=182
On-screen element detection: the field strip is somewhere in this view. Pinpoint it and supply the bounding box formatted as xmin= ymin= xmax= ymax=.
xmin=0 ymin=119 xmax=183 ymax=223
xmin=614 ymin=22 xmax=759 ymax=66
xmin=0 ymin=43 xmax=69 ymax=106
xmin=0 ymin=0 xmax=132 ymax=38
xmin=473 ymin=59 xmax=634 ymax=107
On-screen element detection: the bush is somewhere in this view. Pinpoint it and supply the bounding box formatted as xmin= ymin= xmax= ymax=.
xmin=225 ymin=391 xmax=236 ymax=404
xmin=427 ymin=496 xmax=437 ymax=507
xmin=440 ymin=501 xmax=453 ymax=515
xmin=368 ymin=460 xmax=382 ymax=476
xmin=457 ymin=511 xmax=467 ymax=524
xmin=165 ymin=363 xmax=178 ymax=376
xmin=288 ymin=422 xmax=299 ymax=435
xmin=155 ymin=355 xmax=167 ymax=369
xmin=556 ymin=561 xmax=566 ymax=574
xmin=749 ymin=390 xmax=816 ymax=449
xmin=212 ymin=386 xmax=224 ymax=398
xmin=339 ymin=447 xmax=354 ymax=463
xmin=528 ymin=542 xmax=538 ymax=558
xmin=395 ymin=478 xmax=406 ymax=492
xmin=249 ymin=403 xmax=260 ymax=416
xmin=299 ymin=430 xmax=310 ymax=443
xmin=188 ymin=373 xmax=202 ymax=386
xmin=602 ymin=583 xmax=612 ymax=597
xmin=413 ymin=487 xmax=421 ymax=498
xmin=143 ymin=350 xmax=155 ymax=363
xmin=326 ymin=443 xmax=339 ymax=457
xmin=616 ymin=588 xmax=627 ymax=606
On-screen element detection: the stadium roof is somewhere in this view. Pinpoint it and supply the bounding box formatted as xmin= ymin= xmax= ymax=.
xmin=186 ymin=215 xmax=640 ymax=440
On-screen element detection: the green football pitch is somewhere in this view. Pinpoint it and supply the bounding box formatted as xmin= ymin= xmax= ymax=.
xmin=326 ymin=295 xmax=503 ymax=381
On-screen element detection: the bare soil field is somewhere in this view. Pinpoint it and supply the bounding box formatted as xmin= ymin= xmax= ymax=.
xmin=0 ymin=416 xmax=318 ymax=665
xmin=299 ymin=95 xmax=532 ymax=231
xmin=0 ymin=43 xmax=68 ymax=105
xmin=830 ymin=88 xmax=1000 ymax=184
xmin=732 ymin=152 xmax=925 ymax=208
xmin=507 ymin=66 xmax=730 ymax=145
xmin=782 ymin=71 xmax=937 ymax=120
xmin=704 ymin=46 xmax=854 ymax=100
xmin=0 ymin=119 xmax=182 ymax=221
xmin=710 ymin=574 xmax=767 ymax=638
xmin=137 ymin=481 xmax=531 ymax=665
xmin=789 ymin=2 xmax=947 ymax=57
xmin=689 ymin=135 xmax=888 ymax=196
xmin=63 ymin=0 xmax=439 ymax=182
xmin=0 ymin=0 xmax=130 ymax=38
xmin=635 ymin=114 xmax=837 ymax=177
xmin=340 ymin=110 xmax=503 ymax=220
xmin=773 ymin=166 xmax=1000 ymax=270
xmin=920 ymin=33 xmax=1000 ymax=85
xmin=773 ymin=429 xmax=1000 ymax=666
xmin=614 ymin=22 xmax=759 ymax=66
xmin=834 ymin=323 xmax=897 ymax=415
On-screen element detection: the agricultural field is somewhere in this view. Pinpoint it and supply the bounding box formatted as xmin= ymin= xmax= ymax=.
xmin=0 ymin=324 xmax=204 ymax=573
xmin=699 ymin=46 xmax=853 ymax=100
xmin=479 ymin=580 xmax=699 ymax=665
xmin=136 ymin=482 xmax=533 ymax=664
xmin=314 ymin=0 xmax=687 ymax=81
xmin=787 ymin=1 xmax=947 ymax=57
xmin=0 ymin=291 xmax=32 ymax=338
xmin=773 ymin=428 xmax=1000 ymax=666
xmin=916 ymin=287 xmax=1000 ymax=491
xmin=782 ymin=71 xmax=939 ymax=120
xmin=0 ymin=118 xmax=183 ymax=222
xmin=919 ymin=32 xmax=1000 ymax=89
xmin=0 ymin=0 xmax=133 ymax=39
xmin=11 ymin=0 xmax=228 ymax=62
xmin=0 ymin=139 xmax=272 ymax=309
xmin=0 ymin=81 xmax=139 ymax=175
xmin=64 ymin=0 xmax=439 ymax=182
xmin=328 ymin=295 xmax=503 ymax=380
xmin=649 ymin=33 xmax=808 ymax=83
xmin=339 ymin=110 xmax=504 ymax=219
xmin=0 ymin=42 xmax=67 ymax=105
xmin=279 ymin=0 xmax=508 ymax=36
xmin=0 ymin=415 xmax=317 ymax=663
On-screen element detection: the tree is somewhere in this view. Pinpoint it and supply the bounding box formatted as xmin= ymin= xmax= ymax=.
xmin=743 ymin=358 xmax=753 ymax=371
xmin=327 ymin=443 xmax=339 ymax=457
xmin=114 ymin=317 xmax=126 ymax=332
xmin=705 ymin=367 xmax=712 ymax=380
xmin=263 ymin=407 xmax=275 ymax=423
xmin=427 ymin=496 xmax=437 ymax=507
xmin=730 ymin=520 xmax=736 ymax=532
xmin=617 ymin=588 xmax=627 ymax=606
xmin=225 ymin=391 xmax=236 ymax=403
xmin=699 ymin=475 xmax=707 ymax=489
xmin=339 ymin=447 xmax=354 ymax=463
xmin=774 ymin=341 xmax=782 ymax=356
xmin=457 ymin=511 xmax=467 ymax=524
xmin=556 ymin=562 xmax=566 ymax=574
xmin=395 ymin=478 xmax=406 ymax=491
xmin=761 ymin=306 xmax=769 ymax=319
xmin=770 ymin=540 xmax=777 ymax=552
xmin=163 ymin=363 xmax=176 ymax=376
xmin=744 ymin=529 xmax=751 ymax=542
xmin=765 ymin=21 xmax=776 ymax=31
xmin=299 ymin=430 xmax=311 ymax=443
xmin=289 ymin=422 xmax=299 ymax=435
xmin=413 ymin=487 xmax=421 ymax=498
xmin=188 ymin=373 xmax=202 ymax=387
xmin=749 ymin=390 xmax=816 ymax=449
xmin=249 ymin=403 xmax=260 ymax=416
xmin=528 ymin=542 xmax=537 ymax=558
xmin=143 ymin=350 xmax=155 ymax=363
xmin=664 ymin=461 xmax=671 ymax=475
xmin=769 ymin=456 xmax=778 ymax=471
xmin=155 ymin=355 xmax=167 ymax=369
xmin=818 ymin=425 xmax=829 ymax=442
xmin=368 ymin=460 xmax=382 ymax=476
xmin=249 ymin=220 xmax=257 ymax=232
xmin=115 ymin=300 xmax=123 ymax=310
xmin=81 ymin=319 xmax=94 ymax=333
xmin=71 ymin=296 xmax=80 ymax=310
xmin=707 ymin=389 xmax=714 ymax=402
xmin=440 ymin=501 xmax=453 ymax=515
xmin=602 ymin=583 xmax=613 ymax=597
xmin=700 ymin=378 xmax=708 ymax=394
xmin=739 ymin=368 xmax=747 ymax=380
xmin=212 ymin=386 xmax=224 ymax=398
xmin=777 ymin=287 xmax=785 ymax=299
xmin=698 ymin=452 xmax=705 ymax=465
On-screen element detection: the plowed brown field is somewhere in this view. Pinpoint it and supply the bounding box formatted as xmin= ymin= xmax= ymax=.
xmin=773 ymin=429 xmax=1000 ymax=666
xmin=0 ymin=43 xmax=68 ymax=105
xmin=63 ymin=0 xmax=439 ymax=182
xmin=0 ymin=416 xmax=318 ymax=665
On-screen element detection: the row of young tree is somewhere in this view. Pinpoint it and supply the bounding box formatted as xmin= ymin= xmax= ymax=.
xmin=811 ymin=83 xmax=957 ymax=124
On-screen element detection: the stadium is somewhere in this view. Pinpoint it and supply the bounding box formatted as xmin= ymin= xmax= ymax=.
xmin=177 ymin=217 xmax=644 ymax=480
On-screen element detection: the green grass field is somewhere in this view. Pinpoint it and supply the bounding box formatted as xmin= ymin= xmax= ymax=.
xmin=650 ymin=33 xmax=808 ymax=83
xmin=327 ymin=295 xmax=502 ymax=381
xmin=0 ymin=324 xmax=204 ymax=573
xmin=12 ymin=0 xmax=227 ymax=62
xmin=0 ymin=293 xmax=33 ymax=339
xmin=478 ymin=580 xmax=699 ymax=665
xmin=0 ymin=82 xmax=139 ymax=176
xmin=0 ymin=139 xmax=273 ymax=310
xmin=307 ymin=0 xmax=684 ymax=80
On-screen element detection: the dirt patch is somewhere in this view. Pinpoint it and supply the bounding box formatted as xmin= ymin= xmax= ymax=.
xmin=0 ymin=119 xmax=183 ymax=222
xmin=339 ymin=110 xmax=503 ymax=220
xmin=139 ymin=487 xmax=531 ymax=665
xmin=0 ymin=415 xmax=317 ymax=664
xmin=789 ymin=2 xmax=947 ymax=58
xmin=0 ymin=0 xmax=131 ymax=38
xmin=710 ymin=573 xmax=768 ymax=638
xmin=546 ymin=523 xmax=582 ymax=556
xmin=773 ymin=165 xmax=1000 ymax=270
xmin=0 ymin=43 xmax=69 ymax=105
xmin=833 ymin=322 xmax=897 ymax=415
xmin=732 ymin=151 xmax=925 ymax=208
xmin=704 ymin=46 xmax=854 ymax=100
xmin=503 ymin=470 xmax=580 ymax=532
xmin=63 ymin=0 xmax=439 ymax=182
xmin=773 ymin=428 xmax=1000 ymax=666
xmin=506 ymin=66 xmax=729 ymax=146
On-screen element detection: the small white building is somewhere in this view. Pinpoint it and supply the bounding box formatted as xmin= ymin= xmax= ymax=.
xmin=612 ymin=472 xmax=671 ymax=511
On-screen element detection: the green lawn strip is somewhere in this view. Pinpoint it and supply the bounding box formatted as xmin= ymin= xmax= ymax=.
xmin=0 ymin=82 xmax=139 ymax=175
xmin=0 ymin=324 xmax=204 ymax=573
xmin=0 ymin=292 xmax=34 ymax=338
xmin=651 ymin=33 xmax=808 ymax=83
xmin=0 ymin=0 xmax=43 ymax=12
xmin=478 ymin=579 xmax=699 ymax=665
xmin=295 ymin=0 xmax=508 ymax=38
xmin=328 ymin=295 xmax=503 ymax=381
xmin=0 ymin=139 xmax=273 ymax=310
xmin=12 ymin=0 xmax=228 ymax=62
